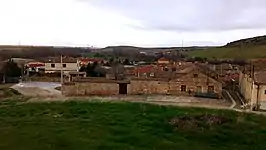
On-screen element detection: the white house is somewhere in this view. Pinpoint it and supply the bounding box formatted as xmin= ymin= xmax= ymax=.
xmin=44 ymin=57 xmax=78 ymax=75
xmin=239 ymin=71 xmax=266 ymax=110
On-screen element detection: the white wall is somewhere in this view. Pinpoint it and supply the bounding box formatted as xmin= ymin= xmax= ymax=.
xmin=239 ymin=72 xmax=266 ymax=110
xmin=257 ymin=85 xmax=266 ymax=110
xmin=45 ymin=63 xmax=78 ymax=74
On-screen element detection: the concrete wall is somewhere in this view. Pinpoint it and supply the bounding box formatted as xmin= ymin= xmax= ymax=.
xmin=239 ymin=72 xmax=253 ymax=103
xmin=239 ymin=72 xmax=266 ymax=109
xmin=62 ymin=82 xmax=119 ymax=96
xmin=253 ymin=84 xmax=266 ymax=110
xmin=45 ymin=63 xmax=78 ymax=74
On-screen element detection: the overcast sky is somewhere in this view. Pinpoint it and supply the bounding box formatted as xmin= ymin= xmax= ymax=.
xmin=0 ymin=0 xmax=266 ymax=47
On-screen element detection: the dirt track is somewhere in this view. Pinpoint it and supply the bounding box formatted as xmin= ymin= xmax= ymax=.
xmin=27 ymin=95 xmax=232 ymax=110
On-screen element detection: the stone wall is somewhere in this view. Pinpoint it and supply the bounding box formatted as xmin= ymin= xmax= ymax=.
xmin=128 ymin=79 xmax=169 ymax=95
xmin=128 ymin=72 xmax=222 ymax=97
xmin=62 ymin=71 xmax=222 ymax=97
xmin=170 ymin=72 xmax=222 ymax=97
xmin=62 ymin=82 xmax=119 ymax=96
xmin=29 ymin=77 xmax=66 ymax=82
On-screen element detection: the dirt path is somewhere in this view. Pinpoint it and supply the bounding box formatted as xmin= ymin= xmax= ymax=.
xmin=27 ymin=95 xmax=232 ymax=110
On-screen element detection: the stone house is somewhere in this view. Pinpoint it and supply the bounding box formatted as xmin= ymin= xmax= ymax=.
xmin=77 ymin=58 xmax=106 ymax=70
xmin=157 ymin=57 xmax=171 ymax=65
xmin=239 ymin=71 xmax=266 ymax=110
xmin=62 ymin=65 xmax=222 ymax=98
xmin=26 ymin=62 xmax=45 ymax=73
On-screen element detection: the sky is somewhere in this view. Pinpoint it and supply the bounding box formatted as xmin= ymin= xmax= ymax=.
xmin=0 ymin=0 xmax=266 ymax=47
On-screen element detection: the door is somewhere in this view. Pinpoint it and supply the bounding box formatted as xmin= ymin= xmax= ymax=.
xmin=119 ymin=83 xmax=128 ymax=94
xmin=196 ymin=86 xmax=202 ymax=93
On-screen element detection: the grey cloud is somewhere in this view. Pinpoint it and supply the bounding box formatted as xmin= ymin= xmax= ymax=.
xmin=82 ymin=0 xmax=266 ymax=32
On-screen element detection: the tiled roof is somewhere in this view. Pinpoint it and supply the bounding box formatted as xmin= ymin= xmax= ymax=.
xmin=78 ymin=58 xmax=104 ymax=62
xmin=134 ymin=65 xmax=154 ymax=74
xmin=43 ymin=57 xmax=77 ymax=63
xmin=27 ymin=62 xmax=45 ymax=68
xmin=158 ymin=57 xmax=169 ymax=61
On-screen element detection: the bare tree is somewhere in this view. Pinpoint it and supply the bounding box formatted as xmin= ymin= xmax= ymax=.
xmin=111 ymin=63 xmax=125 ymax=80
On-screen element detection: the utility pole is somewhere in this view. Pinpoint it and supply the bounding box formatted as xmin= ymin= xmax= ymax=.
xmin=21 ymin=63 xmax=24 ymax=83
xmin=61 ymin=54 xmax=63 ymax=85
xmin=220 ymin=64 xmax=223 ymax=77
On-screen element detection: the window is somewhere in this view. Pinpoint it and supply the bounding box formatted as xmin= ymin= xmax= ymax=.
xmin=196 ymin=86 xmax=202 ymax=93
xmin=181 ymin=85 xmax=186 ymax=92
xmin=163 ymin=67 xmax=169 ymax=71
xmin=62 ymin=64 xmax=67 ymax=68
xmin=172 ymin=67 xmax=177 ymax=71
xmin=194 ymin=74 xmax=198 ymax=78
xmin=51 ymin=64 xmax=55 ymax=68
xmin=208 ymin=86 xmax=215 ymax=93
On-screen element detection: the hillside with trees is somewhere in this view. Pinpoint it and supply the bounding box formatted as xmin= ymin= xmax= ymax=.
xmin=0 ymin=45 xmax=92 ymax=60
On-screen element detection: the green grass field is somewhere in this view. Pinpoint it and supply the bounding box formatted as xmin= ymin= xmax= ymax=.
xmin=187 ymin=45 xmax=266 ymax=59
xmin=0 ymin=100 xmax=266 ymax=150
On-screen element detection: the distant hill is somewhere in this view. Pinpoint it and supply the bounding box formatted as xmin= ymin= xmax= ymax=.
xmin=187 ymin=35 xmax=266 ymax=59
xmin=0 ymin=45 xmax=92 ymax=60
xmin=225 ymin=35 xmax=266 ymax=47
xmin=99 ymin=46 xmax=211 ymax=54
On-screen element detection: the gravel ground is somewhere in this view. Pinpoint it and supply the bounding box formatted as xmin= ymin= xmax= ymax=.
xmin=11 ymin=82 xmax=62 ymax=97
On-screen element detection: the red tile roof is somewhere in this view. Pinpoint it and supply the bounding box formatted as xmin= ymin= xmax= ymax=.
xmin=158 ymin=57 xmax=169 ymax=61
xmin=134 ymin=65 xmax=154 ymax=74
xmin=26 ymin=62 xmax=45 ymax=68
xmin=78 ymin=58 xmax=104 ymax=65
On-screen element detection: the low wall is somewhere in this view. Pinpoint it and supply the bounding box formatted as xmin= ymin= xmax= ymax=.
xmin=29 ymin=77 xmax=68 ymax=82
xmin=128 ymin=80 xmax=169 ymax=95
xmin=62 ymin=82 xmax=119 ymax=96
xmin=62 ymin=78 xmax=222 ymax=98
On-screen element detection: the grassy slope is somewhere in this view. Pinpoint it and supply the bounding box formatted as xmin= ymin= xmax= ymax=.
xmin=0 ymin=101 xmax=266 ymax=150
xmin=187 ymin=45 xmax=266 ymax=59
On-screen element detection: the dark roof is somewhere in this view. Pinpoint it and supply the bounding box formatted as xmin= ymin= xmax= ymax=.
xmin=42 ymin=57 xmax=77 ymax=63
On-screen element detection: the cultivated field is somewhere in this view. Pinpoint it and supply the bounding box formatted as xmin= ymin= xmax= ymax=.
xmin=0 ymin=100 xmax=265 ymax=150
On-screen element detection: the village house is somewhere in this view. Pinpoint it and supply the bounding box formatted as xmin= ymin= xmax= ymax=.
xmin=62 ymin=63 xmax=222 ymax=98
xmin=157 ymin=57 xmax=171 ymax=65
xmin=0 ymin=62 xmax=4 ymax=83
xmin=25 ymin=62 xmax=45 ymax=73
xmin=77 ymin=58 xmax=105 ymax=69
xmin=44 ymin=57 xmax=78 ymax=75
xmin=239 ymin=71 xmax=266 ymax=110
